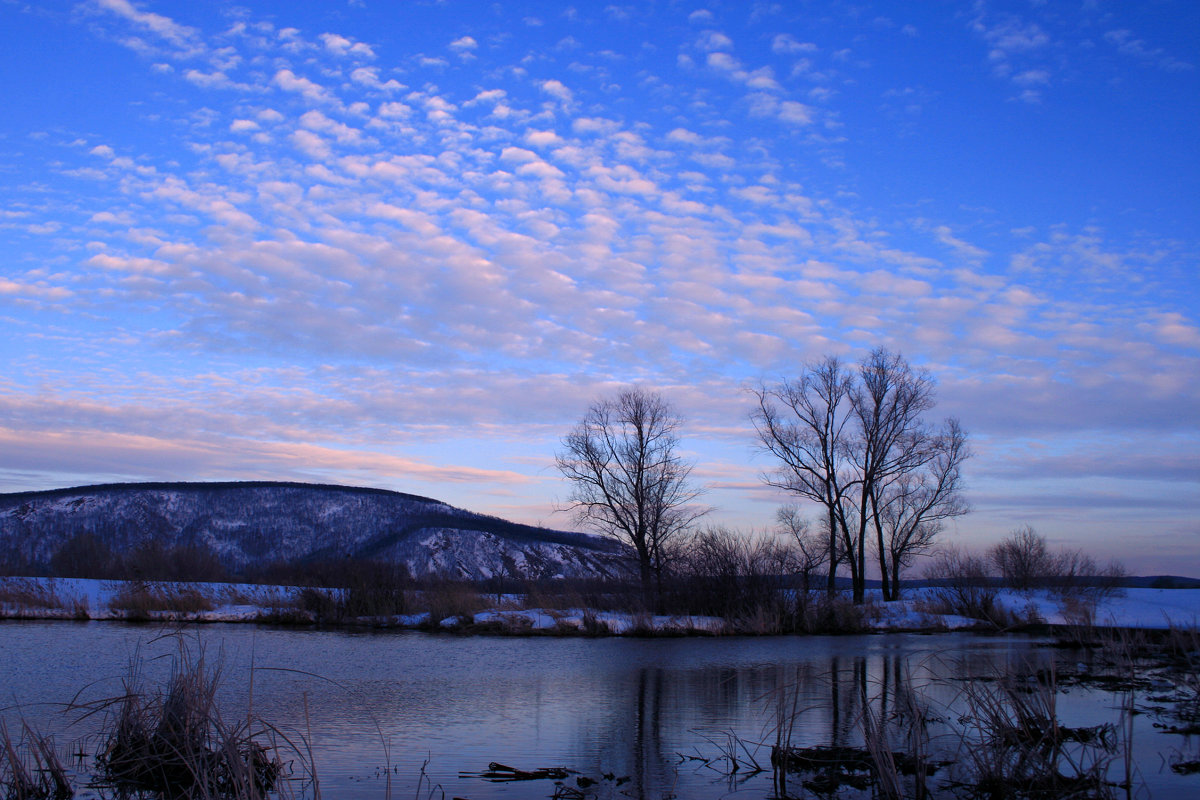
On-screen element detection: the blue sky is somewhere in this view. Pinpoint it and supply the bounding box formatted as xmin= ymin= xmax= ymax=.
xmin=2 ymin=0 xmax=1197 ymax=575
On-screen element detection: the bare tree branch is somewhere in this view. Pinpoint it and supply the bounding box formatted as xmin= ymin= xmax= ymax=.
xmin=752 ymin=349 xmax=971 ymax=603
xmin=556 ymin=387 xmax=707 ymax=609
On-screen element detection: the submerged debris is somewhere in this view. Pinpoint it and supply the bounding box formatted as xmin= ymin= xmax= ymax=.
xmin=459 ymin=762 xmax=570 ymax=782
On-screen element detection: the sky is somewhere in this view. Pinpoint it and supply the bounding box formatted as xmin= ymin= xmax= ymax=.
xmin=1 ymin=0 xmax=1197 ymax=576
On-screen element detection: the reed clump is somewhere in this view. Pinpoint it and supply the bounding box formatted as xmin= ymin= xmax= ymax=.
xmin=79 ymin=645 xmax=285 ymax=800
xmin=949 ymin=663 xmax=1119 ymax=800
xmin=0 ymin=721 xmax=72 ymax=800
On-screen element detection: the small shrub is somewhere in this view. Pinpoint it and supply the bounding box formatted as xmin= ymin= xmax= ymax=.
xmin=924 ymin=549 xmax=1012 ymax=628
xmin=417 ymin=580 xmax=483 ymax=626
xmin=297 ymin=587 xmax=339 ymax=623
xmin=580 ymin=608 xmax=611 ymax=636
xmin=990 ymin=525 xmax=1128 ymax=602
xmin=803 ymin=594 xmax=870 ymax=634
xmin=340 ymin=560 xmax=409 ymax=618
xmin=71 ymin=595 xmax=91 ymax=620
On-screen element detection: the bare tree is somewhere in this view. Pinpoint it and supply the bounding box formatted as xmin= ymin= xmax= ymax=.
xmin=753 ymin=349 xmax=971 ymax=603
xmin=751 ymin=357 xmax=855 ymax=596
xmin=874 ymin=418 xmax=970 ymax=599
xmin=556 ymin=387 xmax=706 ymax=609
xmin=849 ymin=348 xmax=936 ymax=602
xmin=989 ymin=524 xmax=1054 ymax=590
xmin=775 ymin=504 xmax=828 ymax=594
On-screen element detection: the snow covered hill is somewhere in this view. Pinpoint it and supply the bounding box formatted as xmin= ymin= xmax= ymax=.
xmin=0 ymin=482 xmax=629 ymax=580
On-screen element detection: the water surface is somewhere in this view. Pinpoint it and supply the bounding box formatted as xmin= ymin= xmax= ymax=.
xmin=1 ymin=621 xmax=1193 ymax=798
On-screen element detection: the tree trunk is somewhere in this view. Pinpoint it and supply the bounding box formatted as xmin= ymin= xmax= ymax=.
xmin=888 ymin=551 xmax=903 ymax=601
xmin=850 ymin=508 xmax=867 ymax=605
xmin=825 ymin=505 xmax=838 ymax=596
xmin=637 ymin=550 xmax=653 ymax=610
xmin=871 ymin=494 xmax=890 ymax=601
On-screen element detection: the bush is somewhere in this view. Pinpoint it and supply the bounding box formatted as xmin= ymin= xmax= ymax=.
xmin=990 ymin=525 xmax=1127 ymax=603
xmin=339 ymin=560 xmax=409 ymax=618
xmin=664 ymin=527 xmax=806 ymax=632
xmin=989 ymin=525 xmax=1055 ymax=590
xmin=802 ymin=593 xmax=870 ymax=634
xmin=925 ymin=548 xmax=1012 ymax=627
xmin=86 ymin=642 xmax=284 ymax=798
xmin=416 ymin=580 xmax=483 ymax=627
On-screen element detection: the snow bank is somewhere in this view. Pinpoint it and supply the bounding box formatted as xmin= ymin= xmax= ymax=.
xmin=2 ymin=577 xmax=1198 ymax=634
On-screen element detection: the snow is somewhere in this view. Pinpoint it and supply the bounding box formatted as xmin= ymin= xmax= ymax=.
xmin=1 ymin=576 xmax=1198 ymax=634
xmin=863 ymin=587 xmax=1200 ymax=631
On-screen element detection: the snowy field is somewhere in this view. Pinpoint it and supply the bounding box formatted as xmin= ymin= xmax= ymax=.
xmin=1 ymin=576 xmax=1198 ymax=633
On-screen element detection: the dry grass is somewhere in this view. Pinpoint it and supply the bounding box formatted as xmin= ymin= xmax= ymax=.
xmin=416 ymin=581 xmax=483 ymax=627
xmin=0 ymin=721 xmax=71 ymax=800
xmin=948 ymin=660 xmax=1120 ymax=800
xmin=76 ymin=641 xmax=291 ymax=800
xmin=107 ymin=581 xmax=217 ymax=619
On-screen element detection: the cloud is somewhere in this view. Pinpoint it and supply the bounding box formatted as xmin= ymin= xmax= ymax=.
xmin=696 ymin=31 xmax=734 ymax=52
xmin=300 ymin=110 xmax=366 ymax=144
xmin=929 ymin=224 xmax=988 ymax=263
xmin=666 ymin=128 xmax=702 ymax=145
xmin=572 ymin=117 xmax=619 ymax=135
xmin=351 ymin=67 xmax=405 ymax=91
xmin=0 ymin=424 xmax=532 ymax=490
xmin=320 ymin=32 xmax=375 ymax=59
xmin=539 ymin=79 xmax=574 ymax=103
xmin=969 ymin=8 xmax=1057 ymax=98
xmin=1104 ymin=29 xmax=1193 ymax=72
xmin=92 ymin=0 xmax=204 ymax=58
xmin=273 ymin=69 xmax=335 ymax=104
xmin=449 ymin=35 xmax=478 ymax=59
xmin=524 ymin=129 xmax=561 ymax=147
xmin=771 ymin=34 xmax=817 ymax=55
xmin=183 ymin=69 xmax=253 ymax=91
xmin=778 ymin=100 xmax=814 ymax=125
xmin=706 ymin=52 xmax=783 ymax=91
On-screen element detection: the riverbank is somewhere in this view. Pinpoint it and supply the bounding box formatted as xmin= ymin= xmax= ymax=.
xmin=2 ymin=575 xmax=1197 ymax=634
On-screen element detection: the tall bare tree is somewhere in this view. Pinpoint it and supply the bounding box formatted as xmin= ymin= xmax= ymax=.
xmin=556 ymin=387 xmax=706 ymax=609
xmin=850 ymin=348 xmax=936 ymax=602
xmin=751 ymin=357 xmax=855 ymax=596
xmin=874 ymin=418 xmax=970 ymax=599
xmin=753 ymin=349 xmax=970 ymax=603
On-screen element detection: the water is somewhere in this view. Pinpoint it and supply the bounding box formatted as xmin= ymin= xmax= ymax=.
xmin=0 ymin=621 xmax=1194 ymax=798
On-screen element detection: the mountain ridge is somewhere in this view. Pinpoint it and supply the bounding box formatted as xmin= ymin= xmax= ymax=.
xmin=0 ymin=481 xmax=628 ymax=581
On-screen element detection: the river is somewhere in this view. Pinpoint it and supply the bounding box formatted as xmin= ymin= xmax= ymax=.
xmin=0 ymin=620 xmax=1194 ymax=798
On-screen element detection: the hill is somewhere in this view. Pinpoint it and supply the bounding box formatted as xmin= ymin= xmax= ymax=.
xmin=0 ymin=481 xmax=628 ymax=581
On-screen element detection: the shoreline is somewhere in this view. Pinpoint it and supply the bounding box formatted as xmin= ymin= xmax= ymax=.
xmin=2 ymin=575 xmax=1198 ymax=636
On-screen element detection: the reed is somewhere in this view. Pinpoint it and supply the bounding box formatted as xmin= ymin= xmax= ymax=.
xmin=0 ymin=578 xmax=81 ymax=618
xmin=73 ymin=639 xmax=288 ymax=799
xmin=0 ymin=721 xmax=72 ymax=800
xmin=948 ymin=659 xmax=1119 ymax=800
xmin=107 ymin=581 xmax=217 ymax=619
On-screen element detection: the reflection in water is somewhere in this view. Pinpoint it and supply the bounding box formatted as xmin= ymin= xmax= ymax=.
xmin=0 ymin=623 xmax=1189 ymax=799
